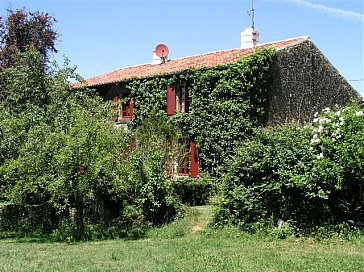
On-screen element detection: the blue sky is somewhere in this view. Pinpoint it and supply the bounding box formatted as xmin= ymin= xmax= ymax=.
xmin=1 ymin=0 xmax=363 ymax=95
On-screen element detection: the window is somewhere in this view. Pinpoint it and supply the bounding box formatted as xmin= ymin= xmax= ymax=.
xmin=177 ymin=138 xmax=199 ymax=178
xmin=121 ymin=98 xmax=133 ymax=120
xmin=167 ymin=81 xmax=188 ymax=115
xmin=178 ymin=140 xmax=190 ymax=176
xmin=112 ymin=94 xmax=134 ymax=121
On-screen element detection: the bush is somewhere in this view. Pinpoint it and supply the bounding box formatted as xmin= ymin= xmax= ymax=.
xmin=0 ymin=203 xmax=59 ymax=234
xmin=214 ymin=125 xmax=315 ymax=231
xmin=173 ymin=175 xmax=215 ymax=206
xmin=306 ymin=104 xmax=364 ymax=224
xmin=123 ymin=117 xmax=182 ymax=226
xmin=215 ymin=104 xmax=364 ymax=233
xmin=0 ymin=50 xmax=181 ymax=239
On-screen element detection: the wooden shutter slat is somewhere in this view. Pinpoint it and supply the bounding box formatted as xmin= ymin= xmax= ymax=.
xmin=129 ymin=99 xmax=134 ymax=118
xmin=112 ymin=96 xmax=119 ymax=121
xmin=167 ymin=85 xmax=176 ymax=115
xmin=184 ymin=81 xmax=188 ymax=113
xmin=190 ymin=140 xmax=199 ymax=178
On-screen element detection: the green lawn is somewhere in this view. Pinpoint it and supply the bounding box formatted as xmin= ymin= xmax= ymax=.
xmin=1 ymin=206 xmax=363 ymax=272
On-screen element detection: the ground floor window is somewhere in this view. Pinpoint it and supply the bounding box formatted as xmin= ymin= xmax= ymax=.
xmin=112 ymin=94 xmax=134 ymax=121
xmin=177 ymin=138 xmax=199 ymax=178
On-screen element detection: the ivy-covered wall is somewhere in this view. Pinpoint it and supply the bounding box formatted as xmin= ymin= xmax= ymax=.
xmin=268 ymin=40 xmax=361 ymax=125
xmin=96 ymin=49 xmax=276 ymax=177
xmin=93 ymin=41 xmax=361 ymax=177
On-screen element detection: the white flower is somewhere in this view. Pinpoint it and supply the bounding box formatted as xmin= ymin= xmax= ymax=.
xmin=355 ymin=111 xmax=363 ymax=116
xmin=311 ymin=138 xmax=321 ymax=145
xmin=322 ymin=107 xmax=330 ymax=113
xmin=319 ymin=117 xmax=331 ymax=124
xmin=317 ymin=153 xmax=324 ymax=160
xmin=314 ymin=112 xmax=319 ymax=117
xmin=312 ymin=133 xmax=318 ymax=139
xmin=335 ymin=111 xmax=341 ymax=116
xmin=339 ymin=116 xmax=345 ymax=126
xmin=313 ymin=118 xmax=319 ymax=123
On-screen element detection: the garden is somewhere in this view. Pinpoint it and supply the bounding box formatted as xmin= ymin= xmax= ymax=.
xmin=0 ymin=9 xmax=363 ymax=271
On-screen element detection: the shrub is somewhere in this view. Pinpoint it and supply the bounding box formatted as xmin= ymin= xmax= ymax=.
xmin=0 ymin=203 xmax=59 ymax=234
xmin=0 ymin=49 xmax=181 ymax=239
xmin=305 ymin=104 xmax=364 ymax=224
xmin=214 ymin=125 xmax=315 ymax=231
xmin=215 ymin=104 xmax=364 ymax=233
xmin=173 ymin=175 xmax=215 ymax=206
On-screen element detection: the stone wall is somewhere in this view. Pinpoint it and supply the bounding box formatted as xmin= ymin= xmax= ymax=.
xmin=267 ymin=39 xmax=361 ymax=125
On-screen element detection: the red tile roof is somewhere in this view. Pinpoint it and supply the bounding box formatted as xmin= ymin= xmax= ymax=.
xmin=72 ymin=36 xmax=308 ymax=88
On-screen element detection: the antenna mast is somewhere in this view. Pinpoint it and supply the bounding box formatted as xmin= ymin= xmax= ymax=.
xmin=251 ymin=0 xmax=255 ymax=29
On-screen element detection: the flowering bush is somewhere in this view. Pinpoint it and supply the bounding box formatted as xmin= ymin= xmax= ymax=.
xmin=215 ymin=103 xmax=364 ymax=233
xmin=308 ymin=104 xmax=364 ymax=223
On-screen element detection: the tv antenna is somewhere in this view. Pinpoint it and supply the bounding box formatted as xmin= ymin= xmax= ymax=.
xmin=249 ymin=0 xmax=255 ymax=29
xmin=251 ymin=0 xmax=255 ymax=29
xmin=246 ymin=0 xmax=256 ymax=29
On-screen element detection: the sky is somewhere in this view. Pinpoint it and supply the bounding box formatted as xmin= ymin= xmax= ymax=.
xmin=1 ymin=0 xmax=363 ymax=95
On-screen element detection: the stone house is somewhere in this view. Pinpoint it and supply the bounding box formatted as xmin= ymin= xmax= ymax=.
xmin=72 ymin=32 xmax=361 ymax=178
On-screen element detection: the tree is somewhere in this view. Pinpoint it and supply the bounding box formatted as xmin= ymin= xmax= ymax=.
xmin=0 ymin=9 xmax=58 ymax=68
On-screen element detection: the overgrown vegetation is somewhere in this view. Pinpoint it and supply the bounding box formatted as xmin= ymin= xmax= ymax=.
xmin=1 ymin=7 xmax=363 ymax=242
xmin=0 ymin=10 xmax=181 ymax=240
xmin=215 ymin=105 xmax=364 ymax=234
xmin=128 ymin=48 xmax=276 ymax=176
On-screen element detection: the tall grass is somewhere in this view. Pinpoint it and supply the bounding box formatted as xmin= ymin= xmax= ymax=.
xmin=0 ymin=206 xmax=363 ymax=272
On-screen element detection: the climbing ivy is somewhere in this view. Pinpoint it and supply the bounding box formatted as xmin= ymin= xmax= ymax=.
xmin=127 ymin=48 xmax=276 ymax=177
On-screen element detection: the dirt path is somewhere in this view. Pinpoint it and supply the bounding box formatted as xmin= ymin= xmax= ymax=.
xmin=186 ymin=206 xmax=213 ymax=234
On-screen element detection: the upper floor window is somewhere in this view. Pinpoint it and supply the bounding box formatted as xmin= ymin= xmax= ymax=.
xmin=167 ymin=81 xmax=188 ymax=115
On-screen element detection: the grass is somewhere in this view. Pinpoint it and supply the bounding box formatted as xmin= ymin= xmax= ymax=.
xmin=0 ymin=206 xmax=364 ymax=272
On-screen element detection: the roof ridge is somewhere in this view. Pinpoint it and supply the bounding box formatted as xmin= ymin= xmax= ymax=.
xmin=161 ymin=36 xmax=309 ymax=63
xmin=95 ymin=36 xmax=309 ymax=76
xmin=72 ymin=36 xmax=310 ymax=88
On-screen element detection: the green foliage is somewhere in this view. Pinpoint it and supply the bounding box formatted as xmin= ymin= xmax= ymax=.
xmin=0 ymin=48 xmax=181 ymax=239
xmin=0 ymin=203 xmax=58 ymax=234
xmin=187 ymin=50 xmax=275 ymax=176
xmin=305 ymin=104 xmax=364 ymax=223
xmin=121 ymin=116 xmax=182 ymax=226
xmin=127 ymin=48 xmax=277 ymax=177
xmin=128 ymin=78 xmax=169 ymax=125
xmin=173 ymin=175 xmax=215 ymax=206
xmin=0 ymin=9 xmax=58 ymax=68
xmin=214 ymin=125 xmax=315 ymax=231
xmin=215 ymin=104 xmax=364 ymax=233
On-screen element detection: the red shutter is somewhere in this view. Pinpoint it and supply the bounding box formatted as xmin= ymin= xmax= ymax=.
xmin=166 ymin=85 xmax=176 ymax=115
xmin=184 ymin=81 xmax=188 ymax=113
xmin=112 ymin=96 xmax=119 ymax=121
xmin=129 ymin=99 xmax=134 ymax=118
xmin=190 ymin=140 xmax=199 ymax=178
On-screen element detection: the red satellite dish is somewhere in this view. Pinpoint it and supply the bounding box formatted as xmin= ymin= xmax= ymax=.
xmin=155 ymin=44 xmax=169 ymax=58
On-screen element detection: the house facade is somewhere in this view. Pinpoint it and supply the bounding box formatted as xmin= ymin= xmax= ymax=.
xmin=72 ymin=36 xmax=361 ymax=178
